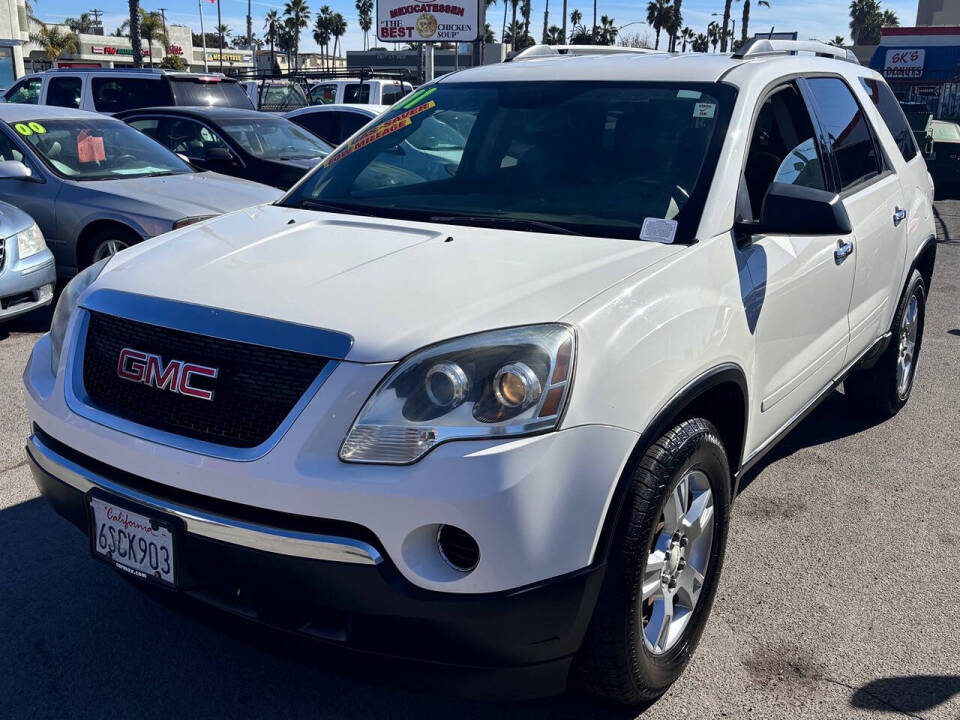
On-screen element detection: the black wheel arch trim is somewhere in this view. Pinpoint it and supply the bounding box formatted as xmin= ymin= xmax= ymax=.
xmin=592 ymin=362 xmax=748 ymax=565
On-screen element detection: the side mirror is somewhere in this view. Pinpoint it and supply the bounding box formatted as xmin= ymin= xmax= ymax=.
xmin=205 ymin=147 xmax=235 ymax=164
xmin=0 ymin=160 xmax=35 ymax=181
xmin=735 ymin=183 xmax=852 ymax=237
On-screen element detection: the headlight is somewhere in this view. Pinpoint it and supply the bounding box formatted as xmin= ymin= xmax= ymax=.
xmin=15 ymin=223 xmax=46 ymax=260
xmin=172 ymin=215 xmax=216 ymax=230
xmin=340 ymin=324 xmax=575 ymax=464
xmin=50 ymin=259 xmax=109 ymax=374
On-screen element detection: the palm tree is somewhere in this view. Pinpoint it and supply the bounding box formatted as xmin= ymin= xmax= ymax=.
xmin=30 ymin=24 xmax=79 ymax=62
xmin=330 ymin=12 xmax=347 ymax=57
xmin=598 ymin=15 xmax=617 ymax=45
xmin=541 ymin=0 xmax=549 ymax=44
xmin=719 ymin=0 xmax=733 ymax=52
xmin=849 ymin=0 xmax=881 ymax=45
xmin=692 ymin=32 xmax=708 ymax=52
xmin=356 ymin=0 xmax=373 ymax=50
xmin=829 ymin=35 xmax=846 ymax=46
xmin=570 ymin=7 xmax=582 ymax=34
xmin=560 ymin=0 xmax=567 ymax=45
xmin=283 ymin=0 xmax=311 ymax=69
xmin=646 ymin=0 xmax=673 ymax=50
xmin=509 ymin=0 xmax=519 ymax=49
xmin=708 ymin=20 xmax=720 ymax=52
xmin=502 ymin=19 xmax=524 ymax=47
xmin=65 ymin=13 xmax=96 ymax=34
xmin=668 ymin=0 xmax=683 ymax=52
xmin=313 ymin=12 xmax=331 ymax=68
xmin=546 ymin=24 xmax=563 ymax=43
xmin=264 ymin=9 xmax=282 ymax=67
xmin=141 ymin=10 xmax=165 ymax=66
xmin=680 ymin=26 xmax=695 ymax=52
xmin=882 ymin=9 xmax=899 ymax=27
xmin=740 ymin=0 xmax=769 ymax=47
xmin=591 ymin=0 xmax=597 ymax=43
xmin=128 ymin=0 xmax=143 ymax=67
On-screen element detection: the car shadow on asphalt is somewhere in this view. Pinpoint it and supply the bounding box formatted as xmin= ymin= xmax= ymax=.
xmin=0 ymin=493 xmax=641 ymax=720
xmin=736 ymin=390 xmax=886 ymax=494
xmin=0 ymin=304 xmax=53 ymax=342
xmin=851 ymin=675 xmax=960 ymax=715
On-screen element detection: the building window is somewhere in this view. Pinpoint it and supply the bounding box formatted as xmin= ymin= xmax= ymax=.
xmin=0 ymin=48 xmax=16 ymax=91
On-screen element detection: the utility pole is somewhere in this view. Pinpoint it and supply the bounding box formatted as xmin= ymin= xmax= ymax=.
xmin=246 ymin=0 xmax=252 ymax=48
xmin=159 ymin=8 xmax=169 ymax=50
xmin=198 ymin=0 xmax=209 ymax=72
xmin=90 ymin=8 xmax=104 ymax=34
xmin=217 ymin=0 xmax=223 ymax=72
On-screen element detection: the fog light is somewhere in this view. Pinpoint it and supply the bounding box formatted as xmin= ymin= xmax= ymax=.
xmin=436 ymin=525 xmax=480 ymax=572
xmin=493 ymin=362 xmax=541 ymax=409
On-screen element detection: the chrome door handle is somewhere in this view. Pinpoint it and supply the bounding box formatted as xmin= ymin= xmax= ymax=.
xmin=834 ymin=239 xmax=854 ymax=264
xmin=893 ymin=207 xmax=907 ymax=226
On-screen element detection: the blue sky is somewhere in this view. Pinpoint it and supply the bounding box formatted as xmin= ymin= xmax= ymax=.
xmin=31 ymin=0 xmax=921 ymax=53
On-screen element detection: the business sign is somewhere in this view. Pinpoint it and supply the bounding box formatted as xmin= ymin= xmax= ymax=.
xmin=167 ymin=44 xmax=184 ymax=56
xmin=912 ymin=84 xmax=941 ymax=98
xmin=91 ymin=45 xmax=151 ymax=57
xmin=884 ymin=49 xmax=925 ymax=79
xmin=377 ymin=0 xmax=480 ymax=42
xmin=205 ymin=51 xmax=252 ymax=63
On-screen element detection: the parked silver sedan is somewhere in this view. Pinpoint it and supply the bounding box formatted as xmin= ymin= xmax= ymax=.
xmin=0 ymin=105 xmax=283 ymax=276
xmin=0 ymin=200 xmax=55 ymax=321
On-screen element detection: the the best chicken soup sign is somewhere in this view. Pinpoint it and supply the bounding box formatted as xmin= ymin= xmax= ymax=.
xmin=377 ymin=0 xmax=480 ymax=41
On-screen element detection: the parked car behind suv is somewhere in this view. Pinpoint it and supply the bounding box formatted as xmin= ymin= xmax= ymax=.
xmin=0 ymin=201 xmax=55 ymax=321
xmin=118 ymin=107 xmax=332 ymax=189
xmin=24 ymin=40 xmax=937 ymax=705
xmin=0 ymin=105 xmax=282 ymax=275
xmin=3 ymin=68 xmax=255 ymax=114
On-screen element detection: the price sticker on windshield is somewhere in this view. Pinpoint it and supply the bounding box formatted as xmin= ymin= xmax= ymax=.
xmin=693 ymin=102 xmax=716 ymax=119
xmin=640 ymin=218 xmax=678 ymax=244
xmin=14 ymin=123 xmax=32 ymax=136
xmin=28 ymin=122 xmax=46 ymax=134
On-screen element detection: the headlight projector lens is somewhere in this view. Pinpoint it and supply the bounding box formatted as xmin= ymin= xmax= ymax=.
xmin=493 ymin=362 xmax=542 ymax=409
xmin=425 ymin=361 xmax=470 ymax=407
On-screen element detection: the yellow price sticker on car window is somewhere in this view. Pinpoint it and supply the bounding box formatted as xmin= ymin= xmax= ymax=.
xmin=14 ymin=123 xmax=32 ymax=136
xmin=28 ymin=122 xmax=46 ymax=134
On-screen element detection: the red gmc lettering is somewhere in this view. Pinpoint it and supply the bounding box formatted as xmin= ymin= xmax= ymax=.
xmin=117 ymin=347 xmax=218 ymax=401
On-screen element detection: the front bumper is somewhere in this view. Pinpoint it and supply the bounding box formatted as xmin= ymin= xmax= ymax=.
xmin=27 ymin=428 xmax=605 ymax=693
xmin=0 ymin=249 xmax=55 ymax=321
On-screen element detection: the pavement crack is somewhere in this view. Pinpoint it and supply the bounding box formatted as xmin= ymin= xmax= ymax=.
xmin=0 ymin=459 xmax=28 ymax=475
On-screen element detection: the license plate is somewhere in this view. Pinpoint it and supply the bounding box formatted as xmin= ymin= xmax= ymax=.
xmin=88 ymin=495 xmax=178 ymax=588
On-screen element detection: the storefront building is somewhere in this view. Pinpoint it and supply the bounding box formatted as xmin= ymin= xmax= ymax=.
xmin=869 ymin=27 xmax=960 ymax=121
xmin=0 ymin=0 xmax=29 ymax=88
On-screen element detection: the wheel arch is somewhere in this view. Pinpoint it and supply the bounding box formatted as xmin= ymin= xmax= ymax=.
xmin=912 ymin=234 xmax=937 ymax=294
xmin=76 ymin=219 xmax=144 ymax=270
xmin=592 ymin=363 xmax=749 ymax=565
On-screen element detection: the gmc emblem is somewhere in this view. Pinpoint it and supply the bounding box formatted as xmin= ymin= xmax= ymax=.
xmin=116 ymin=348 xmax=218 ymax=401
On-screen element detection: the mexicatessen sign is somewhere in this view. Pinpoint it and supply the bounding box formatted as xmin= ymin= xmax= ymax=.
xmin=377 ymin=0 xmax=480 ymax=42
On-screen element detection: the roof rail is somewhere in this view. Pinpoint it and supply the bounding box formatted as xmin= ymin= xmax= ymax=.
xmin=46 ymin=67 xmax=164 ymax=74
xmin=732 ymin=38 xmax=860 ymax=64
xmin=227 ymin=66 xmax=409 ymax=82
xmin=507 ymin=44 xmax=666 ymax=62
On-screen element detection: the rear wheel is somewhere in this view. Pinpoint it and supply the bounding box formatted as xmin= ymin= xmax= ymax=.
xmin=846 ymin=269 xmax=926 ymax=417
xmin=575 ymin=418 xmax=731 ymax=705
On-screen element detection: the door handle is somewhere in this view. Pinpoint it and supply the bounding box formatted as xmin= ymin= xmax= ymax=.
xmin=893 ymin=207 xmax=907 ymax=226
xmin=834 ymin=239 xmax=854 ymax=265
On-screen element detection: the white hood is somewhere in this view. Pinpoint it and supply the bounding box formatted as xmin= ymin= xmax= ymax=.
xmin=98 ymin=204 xmax=683 ymax=362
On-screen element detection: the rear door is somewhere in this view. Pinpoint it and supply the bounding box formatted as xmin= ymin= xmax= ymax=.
xmin=803 ymin=76 xmax=908 ymax=359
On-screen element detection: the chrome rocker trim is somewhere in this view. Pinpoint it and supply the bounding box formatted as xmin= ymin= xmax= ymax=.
xmin=26 ymin=432 xmax=383 ymax=566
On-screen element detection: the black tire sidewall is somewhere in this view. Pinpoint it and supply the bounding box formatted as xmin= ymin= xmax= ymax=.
xmin=893 ymin=273 xmax=926 ymax=405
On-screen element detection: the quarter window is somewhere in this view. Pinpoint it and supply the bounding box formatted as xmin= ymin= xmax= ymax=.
xmin=47 ymin=76 xmax=82 ymax=109
xmin=92 ymin=78 xmax=172 ymax=113
xmin=806 ymin=77 xmax=882 ymax=192
xmin=859 ymin=77 xmax=918 ymax=163
xmin=5 ymin=77 xmax=41 ymax=104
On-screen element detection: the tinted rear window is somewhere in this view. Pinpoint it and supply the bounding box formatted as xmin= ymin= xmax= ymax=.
xmin=93 ymin=77 xmax=173 ymax=113
xmin=170 ymin=78 xmax=254 ymax=109
xmin=343 ymin=83 xmax=371 ymax=104
xmin=859 ymin=78 xmax=918 ymax=162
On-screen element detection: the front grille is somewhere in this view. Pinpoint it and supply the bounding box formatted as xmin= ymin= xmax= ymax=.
xmin=82 ymin=311 xmax=328 ymax=448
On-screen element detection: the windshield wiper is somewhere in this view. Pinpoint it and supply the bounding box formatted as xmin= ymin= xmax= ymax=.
xmin=427 ymin=214 xmax=582 ymax=236
xmin=296 ymin=199 xmax=369 ymax=216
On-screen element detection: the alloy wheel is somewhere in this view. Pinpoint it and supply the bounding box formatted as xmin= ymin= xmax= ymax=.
xmin=92 ymin=239 xmax=129 ymax=263
xmin=896 ymin=293 xmax=920 ymax=398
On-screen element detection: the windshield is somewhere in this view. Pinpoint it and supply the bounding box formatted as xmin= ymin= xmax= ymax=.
xmin=219 ymin=117 xmax=332 ymax=161
xmin=170 ymin=78 xmax=254 ymax=109
xmin=280 ymin=81 xmax=735 ymax=241
xmin=12 ymin=117 xmax=192 ymax=180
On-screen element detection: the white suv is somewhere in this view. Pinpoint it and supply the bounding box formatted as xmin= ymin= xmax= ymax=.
xmin=23 ymin=40 xmax=936 ymax=704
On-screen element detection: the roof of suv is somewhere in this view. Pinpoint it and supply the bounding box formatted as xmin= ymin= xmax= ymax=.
xmin=27 ymin=68 xmax=238 ymax=80
xmin=0 ymin=104 xmax=110 ymax=122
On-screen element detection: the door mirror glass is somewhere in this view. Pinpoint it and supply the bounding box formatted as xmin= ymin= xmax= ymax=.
xmin=0 ymin=160 xmax=34 ymax=180
xmin=204 ymin=147 xmax=235 ymax=163
xmin=737 ymin=183 xmax=852 ymax=236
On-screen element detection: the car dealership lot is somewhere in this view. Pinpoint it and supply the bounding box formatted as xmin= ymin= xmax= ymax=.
xmin=1 ymin=211 xmax=958 ymax=719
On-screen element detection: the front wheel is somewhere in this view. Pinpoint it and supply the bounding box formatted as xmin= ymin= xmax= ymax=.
xmin=85 ymin=226 xmax=140 ymax=269
xmin=575 ymin=417 xmax=731 ymax=705
xmin=846 ymin=269 xmax=926 ymax=417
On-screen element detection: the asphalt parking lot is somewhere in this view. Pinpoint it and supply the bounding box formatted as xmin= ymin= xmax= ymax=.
xmin=1 ymin=208 xmax=958 ymax=720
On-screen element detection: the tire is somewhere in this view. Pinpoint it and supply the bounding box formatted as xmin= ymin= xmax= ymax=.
xmin=845 ymin=269 xmax=926 ymax=417
xmin=84 ymin=226 xmax=140 ymax=269
xmin=575 ymin=418 xmax=731 ymax=705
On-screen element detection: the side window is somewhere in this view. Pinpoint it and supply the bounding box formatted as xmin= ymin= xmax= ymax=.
xmin=339 ymin=112 xmax=370 ymax=141
xmin=47 ymin=76 xmax=82 ymax=109
xmin=381 ymin=84 xmax=405 ymax=105
xmin=343 ymin=83 xmax=371 ymax=104
xmin=167 ymin=119 xmax=228 ymax=160
xmin=742 ymin=84 xmax=826 ymax=219
xmin=805 ymin=77 xmax=882 ymax=192
xmin=128 ymin=117 xmax=163 ymax=142
xmin=5 ymin=77 xmax=41 ymax=104
xmin=92 ymin=78 xmax=165 ymax=113
xmin=310 ymin=84 xmax=338 ymax=105
xmin=859 ymin=77 xmax=919 ymax=163
xmin=0 ymin=130 xmax=25 ymax=163
xmin=293 ymin=113 xmax=341 ymax=145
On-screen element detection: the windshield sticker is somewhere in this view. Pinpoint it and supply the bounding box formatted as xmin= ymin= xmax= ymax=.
xmin=14 ymin=123 xmax=32 ymax=136
xmin=28 ymin=122 xmax=46 ymax=134
xmin=693 ymin=102 xmax=716 ymax=119
xmin=640 ymin=218 xmax=678 ymax=244
xmin=399 ymin=86 xmax=436 ymax=109
xmin=77 ymin=129 xmax=106 ymax=163
xmin=325 ymin=99 xmax=437 ymax=166
xmin=677 ymin=90 xmax=701 ymax=99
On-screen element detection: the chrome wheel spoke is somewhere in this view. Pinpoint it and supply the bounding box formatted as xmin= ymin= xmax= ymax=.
xmin=676 ymin=563 xmax=705 ymax=608
xmin=644 ymin=593 xmax=674 ymax=653
xmin=681 ymin=488 xmax=714 ymax=542
xmin=663 ymin=475 xmax=688 ymax=532
xmin=642 ymin=549 xmax=666 ymax=600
